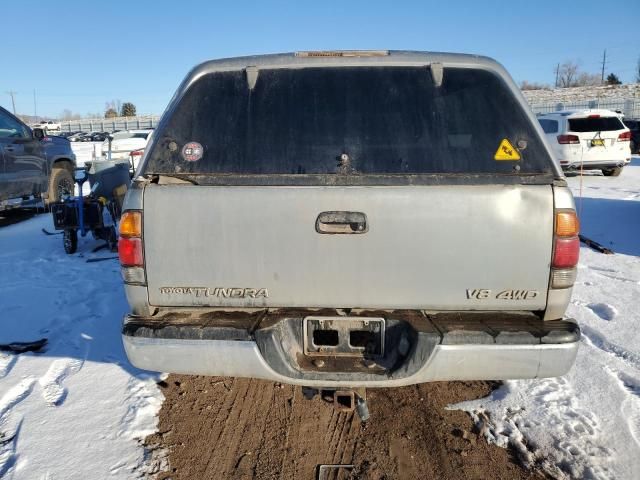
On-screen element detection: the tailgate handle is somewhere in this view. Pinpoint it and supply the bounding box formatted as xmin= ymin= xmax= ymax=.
xmin=316 ymin=211 xmax=368 ymax=234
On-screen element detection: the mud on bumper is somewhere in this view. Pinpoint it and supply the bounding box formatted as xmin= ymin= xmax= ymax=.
xmin=121 ymin=310 xmax=580 ymax=388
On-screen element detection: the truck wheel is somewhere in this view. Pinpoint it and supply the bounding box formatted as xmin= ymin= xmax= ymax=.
xmin=63 ymin=229 xmax=78 ymax=254
xmin=47 ymin=167 xmax=74 ymax=205
xmin=602 ymin=167 xmax=622 ymax=177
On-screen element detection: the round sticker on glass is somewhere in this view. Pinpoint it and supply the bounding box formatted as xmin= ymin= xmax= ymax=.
xmin=181 ymin=142 xmax=203 ymax=162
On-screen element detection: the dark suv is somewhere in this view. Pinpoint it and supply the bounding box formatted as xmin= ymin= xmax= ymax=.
xmin=623 ymin=119 xmax=640 ymax=154
xmin=0 ymin=106 xmax=76 ymax=210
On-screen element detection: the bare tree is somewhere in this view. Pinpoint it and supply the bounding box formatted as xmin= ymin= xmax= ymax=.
xmin=60 ymin=109 xmax=81 ymax=121
xmin=558 ymin=61 xmax=579 ymax=88
xmin=575 ymin=72 xmax=601 ymax=87
xmin=556 ymin=61 xmax=603 ymax=88
xmin=105 ymin=99 xmax=122 ymax=116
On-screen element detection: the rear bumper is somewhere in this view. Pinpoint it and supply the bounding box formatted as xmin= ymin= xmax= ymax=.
xmin=122 ymin=311 xmax=580 ymax=387
xmin=562 ymin=159 xmax=629 ymax=170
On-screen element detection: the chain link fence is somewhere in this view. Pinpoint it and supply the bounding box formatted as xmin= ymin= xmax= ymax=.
xmin=528 ymin=98 xmax=640 ymax=119
xmin=60 ymin=115 xmax=160 ymax=132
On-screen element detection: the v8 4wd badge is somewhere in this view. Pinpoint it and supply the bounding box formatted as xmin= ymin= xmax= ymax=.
xmin=467 ymin=289 xmax=539 ymax=300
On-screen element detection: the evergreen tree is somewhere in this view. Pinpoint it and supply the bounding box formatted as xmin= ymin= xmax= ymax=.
xmin=606 ymin=73 xmax=622 ymax=85
xmin=121 ymin=102 xmax=137 ymax=117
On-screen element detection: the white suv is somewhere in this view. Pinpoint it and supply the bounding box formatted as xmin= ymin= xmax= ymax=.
xmin=538 ymin=109 xmax=632 ymax=176
xmin=31 ymin=120 xmax=61 ymax=132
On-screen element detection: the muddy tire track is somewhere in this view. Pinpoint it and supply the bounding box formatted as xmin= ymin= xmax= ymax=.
xmin=146 ymin=377 xmax=546 ymax=479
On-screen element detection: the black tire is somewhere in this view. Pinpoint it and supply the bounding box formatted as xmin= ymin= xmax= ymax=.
xmin=63 ymin=229 xmax=78 ymax=254
xmin=602 ymin=167 xmax=623 ymax=177
xmin=47 ymin=167 xmax=74 ymax=205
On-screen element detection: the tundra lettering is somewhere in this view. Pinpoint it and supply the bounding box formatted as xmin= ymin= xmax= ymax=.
xmin=159 ymin=287 xmax=269 ymax=298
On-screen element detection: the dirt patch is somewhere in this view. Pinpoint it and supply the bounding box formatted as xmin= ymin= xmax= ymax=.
xmin=146 ymin=377 xmax=544 ymax=479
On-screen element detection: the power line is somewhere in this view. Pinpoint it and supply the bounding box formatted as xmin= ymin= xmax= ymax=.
xmin=5 ymin=91 xmax=17 ymax=114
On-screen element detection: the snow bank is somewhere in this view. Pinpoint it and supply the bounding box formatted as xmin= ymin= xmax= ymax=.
xmin=453 ymin=158 xmax=640 ymax=479
xmin=0 ymin=215 xmax=165 ymax=479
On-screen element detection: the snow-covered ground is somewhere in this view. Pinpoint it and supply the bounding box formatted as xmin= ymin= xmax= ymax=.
xmin=0 ymin=216 xmax=164 ymax=478
xmin=455 ymin=157 xmax=640 ymax=479
xmin=1 ymin=149 xmax=638 ymax=479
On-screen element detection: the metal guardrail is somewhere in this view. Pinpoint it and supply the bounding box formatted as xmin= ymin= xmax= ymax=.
xmin=60 ymin=115 xmax=160 ymax=132
xmin=528 ymin=98 xmax=640 ymax=119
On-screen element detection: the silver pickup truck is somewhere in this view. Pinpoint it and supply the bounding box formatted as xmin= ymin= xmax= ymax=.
xmin=119 ymin=51 xmax=580 ymax=393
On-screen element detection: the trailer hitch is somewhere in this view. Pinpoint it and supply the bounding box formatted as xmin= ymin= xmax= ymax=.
xmin=303 ymin=387 xmax=370 ymax=421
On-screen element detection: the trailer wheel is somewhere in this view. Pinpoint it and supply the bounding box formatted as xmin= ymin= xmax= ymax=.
xmin=63 ymin=229 xmax=78 ymax=254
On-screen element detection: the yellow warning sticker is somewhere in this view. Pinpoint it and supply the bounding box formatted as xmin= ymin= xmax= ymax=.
xmin=494 ymin=138 xmax=521 ymax=161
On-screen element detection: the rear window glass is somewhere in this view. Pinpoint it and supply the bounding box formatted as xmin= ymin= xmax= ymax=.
xmin=538 ymin=119 xmax=559 ymax=133
xmin=568 ymin=117 xmax=624 ymax=132
xmin=144 ymin=67 xmax=552 ymax=175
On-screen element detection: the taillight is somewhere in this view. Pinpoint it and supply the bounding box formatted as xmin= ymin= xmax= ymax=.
xmin=555 ymin=211 xmax=580 ymax=237
xmin=553 ymin=237 xmax=580 ymax=268
xmin=618 ymin=131 xmax=631 ymax=142
xmin=118 ymin=237 xmax=144 ymax=266
xmin=551 ymin=210 xmax=579 ymax=288
xmin=119 ymin=210 xmax=145 ymax=283
xmin=557 ymin=134 xmax=580 ymax=145
xmin=130 ymin=149 xmax=144 ymax=156
xmin=120 ymin=211 xmax=142 ymax=237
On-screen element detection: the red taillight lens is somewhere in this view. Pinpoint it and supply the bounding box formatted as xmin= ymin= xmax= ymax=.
xmin=557 ymin=134 xmax=580 ymax=145
xmin=130 ymin=149 xmax=144 ymax=156
xmin=553 ymin=237 xmax=579 ymax=269
xmin=618 ymin=131 xmax=631 ymax=142
xmin=118 ymin=237 xmax=144 ymax=266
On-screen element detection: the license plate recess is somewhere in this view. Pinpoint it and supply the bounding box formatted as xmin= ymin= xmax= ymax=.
xmin=303 ymin=316 xmax=385 ymax=357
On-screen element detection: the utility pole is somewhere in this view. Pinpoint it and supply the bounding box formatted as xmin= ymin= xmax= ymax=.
xmin=6 ymin=90 xmax=17 ymax=114
xmin=33 ymin=89 xmax=37 ymax=118
xmin=601 ymin=49 xmax=607 ymax=84
xmin=554 ymin=63 xmax=560 ymax=88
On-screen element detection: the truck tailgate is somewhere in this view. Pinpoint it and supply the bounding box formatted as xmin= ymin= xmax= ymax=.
xmin=144 ymin=184 xmax=553 ymax=310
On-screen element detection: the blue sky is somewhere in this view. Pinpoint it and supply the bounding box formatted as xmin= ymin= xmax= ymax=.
xmin=3 ymin=0 xmax=639 ymax=118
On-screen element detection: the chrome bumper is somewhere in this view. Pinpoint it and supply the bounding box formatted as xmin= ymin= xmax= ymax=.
xmin=122 ymin=318 xmax=579 ymax=388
